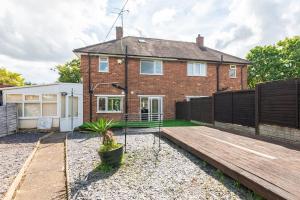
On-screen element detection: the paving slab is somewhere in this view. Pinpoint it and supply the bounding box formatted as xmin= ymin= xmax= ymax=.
xmin=14 ymin=133 xmax=67 ymax=200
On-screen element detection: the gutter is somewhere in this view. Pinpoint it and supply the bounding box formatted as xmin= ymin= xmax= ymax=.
xmin=73 ymin=51 xmax=250 ymax=65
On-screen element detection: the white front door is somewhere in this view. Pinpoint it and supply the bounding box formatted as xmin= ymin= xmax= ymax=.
xmin=140 ymin=96 xmax=163 ymax=121
xmin=60 ymin=95 xmax=81 ymax=132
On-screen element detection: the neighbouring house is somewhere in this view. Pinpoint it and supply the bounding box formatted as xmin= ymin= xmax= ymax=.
xmin=0 ymin=83 xmax=83 ymax=131
xmin=73 ymin=27 xmax=250 ymax=121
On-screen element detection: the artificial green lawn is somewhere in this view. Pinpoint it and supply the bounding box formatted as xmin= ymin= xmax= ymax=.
xmin=112 ymin=119 xmax=199 ymax=128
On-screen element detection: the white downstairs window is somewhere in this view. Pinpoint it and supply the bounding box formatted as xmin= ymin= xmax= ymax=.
xmin=140 ymin=60 xmax=163 ymax=75
xmin=229 ymin=65 xmax=237 ymax=78
xmin=96 ymin=96 xmax=123 ymax=113
xmin=187 ymin=62 xmax=207 ymax=76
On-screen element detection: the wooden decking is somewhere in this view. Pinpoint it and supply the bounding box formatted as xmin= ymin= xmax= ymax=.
xmin=161 ymin=126 xmax=300 ymax=200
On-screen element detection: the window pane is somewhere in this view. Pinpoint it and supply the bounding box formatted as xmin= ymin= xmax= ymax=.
xmin=68 ymin=96 xmax=79 ymax=117
xmin=100 ymin=62 xmax=108 ymax=72
xmin=25 ymin=95 xmax=39 ymax=101
xmin=229 ymin=69 xmax=236 ymax=77
xmin=100 ymin=57 xmax=108 ymax=62
xmin=194 ymin=63 xmax=201 ymax=75
xmin=42 ymin=94 xmax=57 ymax=101
xmin=99 ymin=57 xmax=108 ymax=72
xmin=187 ymin=63 xmax=193 ymax=75
xmin=155 ymin=61 xmax=162 ymax=74
xmin=17 ymin=103 xmax=23 ymax=117
xmin=42 ymin=103 xmax=57 ymax=116
xmin=6 ymin=94 xmax=22 ymax=102
xmin=61 ymin=95 xmax=66 ymax=118
xmin=108 ymin=98 xmax=121 ymax=111
xmin=24 ymin=103 xmax=40 ymax=117
xmin=141 ymin=60 xmax=154 ymax=74
xmin=201 ymin=63 xmax=207 ymax=76
xmin=98 ymin=97 xmax=106 ymax=111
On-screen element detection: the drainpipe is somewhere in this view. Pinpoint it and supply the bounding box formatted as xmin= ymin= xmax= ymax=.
xmin=125 ymin=45 xmax=128 ymax=114
xmin=216 ymin=55 xmax=223 ymax=92
xmin=88 ymin=54 xmax=93 ymax=122
xmin=241 ymin=64 xmax=245 ymax=90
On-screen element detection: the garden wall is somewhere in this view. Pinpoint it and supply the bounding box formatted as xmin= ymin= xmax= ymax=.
xmin=0 ymin=104 xmax=18 ymax=137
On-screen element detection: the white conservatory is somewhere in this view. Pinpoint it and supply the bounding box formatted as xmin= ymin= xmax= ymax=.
xmin=1 ymin=83 xmax=83 ymax=132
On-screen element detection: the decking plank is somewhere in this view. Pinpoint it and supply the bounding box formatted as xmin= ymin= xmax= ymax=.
xmin=162 ymin=126 xmax=300 ymax=200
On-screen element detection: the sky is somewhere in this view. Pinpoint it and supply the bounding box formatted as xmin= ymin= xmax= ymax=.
xmin=0 ymin=0 xmax=299 ymax=84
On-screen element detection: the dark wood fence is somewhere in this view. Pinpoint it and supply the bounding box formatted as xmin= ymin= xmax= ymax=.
xmin=175 ymin=79 xmax=300 ymax=131
xmin=214 ymin=90 xmax=255 ymax=127
xmin=190 ymin=97 xmax=213 ymax=124
xmin=175 ymin=101 xmax=190 ymax=120
xmin=257 ymin=79 xmax=300 ymax=129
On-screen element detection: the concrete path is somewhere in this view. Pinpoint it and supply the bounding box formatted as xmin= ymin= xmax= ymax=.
xmin=14 ymin=133 xmax=67 ymax=200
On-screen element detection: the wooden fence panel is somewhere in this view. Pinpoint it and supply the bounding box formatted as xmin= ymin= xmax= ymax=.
xmin=190 ymin=97 xmax=213 ymax=124
xmin=259 ymin=79 xmax=299 ymax=128
xmin=232 ymin=91 xmax=255 ymax=127
xmin=214 ymin=92 xmax=233 ymax=123
xmin=0 ymin=104 xmax=17 ymax=136
xmin=175 ymin=101 xmax=190 ymax=120
xmin=214 ymin=90 xmax=255 ymax=127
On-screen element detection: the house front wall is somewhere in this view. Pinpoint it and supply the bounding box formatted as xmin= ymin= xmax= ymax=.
xmin=81 ymin=55 xmax=248 ymax=121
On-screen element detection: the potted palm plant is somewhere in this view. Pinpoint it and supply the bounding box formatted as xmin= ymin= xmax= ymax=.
xmin=80 ymin=118 xmax=123 ymax=167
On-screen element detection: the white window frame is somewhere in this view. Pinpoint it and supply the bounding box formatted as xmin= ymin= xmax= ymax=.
xmin=99 ymin=57 xmax=109 ymax=72
xmin=42 ymin=94 xmax=58 ymax=117
xmin=187 ymin=62 xmax=207 ymax=76
xmin=5 ymin=93 xmax=59 ymax=119
xmin=140 ymin=59 xmax=163 ymax=75
xmin=96 ymin=95 xmax=124 ymax=113
xmin=185 ymin=96 xmax=208 ymax=101
xmin=138 ymin=95 xmax=164 ymax=120
xmin=229 ymin=65 xmax=237 ymax=78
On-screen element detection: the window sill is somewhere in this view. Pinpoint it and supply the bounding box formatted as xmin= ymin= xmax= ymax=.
xmin=98 ymin=71 xmax=109 ymax=73
xmin=230 ymin=76 xmax=237 ymax=79
xmin=19 ymin=116 xmax=59 ymax=119
xmin=140 ymin=73 xmax=163 ymax=76
xmin=187 ymin=75 xmax=207 ymax=77
xmin=96 ymin=111 xmax=123 ymax=114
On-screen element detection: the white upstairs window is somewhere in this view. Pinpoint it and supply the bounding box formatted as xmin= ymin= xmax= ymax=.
xmin=99 ymin=57 xmax=109 ymax=72
xmin=140 ymin=60 xmax=163 ymax=75
xmin=187 ymin=62 xmax=207 ymax=76
xmin=229 ymin=65 xmax=237 ymax=78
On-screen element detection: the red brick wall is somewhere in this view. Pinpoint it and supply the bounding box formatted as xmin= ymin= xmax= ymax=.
xmin=81 ymin=55 xmax=248 ymax=121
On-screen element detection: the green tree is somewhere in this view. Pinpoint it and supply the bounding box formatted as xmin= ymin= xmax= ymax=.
xmin=55 ymin=58 xmax=81 ymax=83
xmin=246 ymin=36 xmax=300 ymax=88
xmin=0 ymin=68 xmax=25 ymax=86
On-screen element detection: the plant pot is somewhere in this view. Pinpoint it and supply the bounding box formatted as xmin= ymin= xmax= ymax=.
xmin=98 ymin=144 xmax=124 ymax=167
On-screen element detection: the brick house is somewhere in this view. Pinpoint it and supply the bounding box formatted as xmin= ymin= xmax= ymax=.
xmin=74 ymin=27 xmax=250 ymax=122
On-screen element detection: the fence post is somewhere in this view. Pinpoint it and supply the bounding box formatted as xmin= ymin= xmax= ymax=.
xmin=212 ymin=94 xmax=215 ymax=125
xmin=6 ymin=105 xmax=8 ymax=134
xmin=231 ymin=92 xmax=234 ymax=124
xmin=255 ymin=84 xmax=260 ymax=135
xmin=296 ymin=80 xmax=299 ymax=129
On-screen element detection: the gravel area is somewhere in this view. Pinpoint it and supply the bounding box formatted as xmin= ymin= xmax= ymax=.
xmin=0 ymin=133 xmax=45 ymax=199
xmin=67 ymin=130 xmax=256 ymax=200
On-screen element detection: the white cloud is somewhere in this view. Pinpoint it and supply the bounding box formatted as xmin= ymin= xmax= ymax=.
xmin=152 ymin=8 xmax=177 ymax=26
xmin=0 ymin=0 xmax=299 ymax=83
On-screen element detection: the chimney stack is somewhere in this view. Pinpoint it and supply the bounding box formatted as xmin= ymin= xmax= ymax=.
xmin=196 ymin=34 xmax=204 ymax=47
xmin=116 ymin=26 xmax=123 ymax=40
